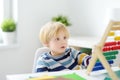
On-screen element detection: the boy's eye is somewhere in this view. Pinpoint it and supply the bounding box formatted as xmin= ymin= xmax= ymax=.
xmin=64 ymin=36 xmax=67 ymax=39
xmin=56 ymin=38 xmax=59 ymax=40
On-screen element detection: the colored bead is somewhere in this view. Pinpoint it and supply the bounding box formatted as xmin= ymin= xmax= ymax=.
xmin=114 ymin=36 xmax=120 ymax=41
xmin=108 ymin=31 xmax=115 ymax=36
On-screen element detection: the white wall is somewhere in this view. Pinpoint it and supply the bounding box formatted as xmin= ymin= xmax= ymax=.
xmin=69 ymin=0 xmax=120 ymax=37
xmin=0 ymin=0 xmax=70 ymax=80
xmin=1 ymin=0 xmax=120 ymax=80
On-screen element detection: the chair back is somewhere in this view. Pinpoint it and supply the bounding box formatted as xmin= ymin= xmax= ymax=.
xmin=32 ymin=47 xmax=50 ymax=73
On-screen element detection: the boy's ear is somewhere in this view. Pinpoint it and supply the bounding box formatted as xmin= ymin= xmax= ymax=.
xmin=43 ymin=43 xmax=49 ymax=47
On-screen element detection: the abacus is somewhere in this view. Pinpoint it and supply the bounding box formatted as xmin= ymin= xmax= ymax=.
xmin=87 ymin=21 xmax=120 ymax=80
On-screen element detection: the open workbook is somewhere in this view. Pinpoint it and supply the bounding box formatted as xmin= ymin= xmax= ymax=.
xmin=27 ymin=73 xmax=85 ymax=80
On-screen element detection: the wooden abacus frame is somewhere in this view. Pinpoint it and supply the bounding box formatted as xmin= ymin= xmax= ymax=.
xmin=87 ymin=21 xmax=120 ymax=80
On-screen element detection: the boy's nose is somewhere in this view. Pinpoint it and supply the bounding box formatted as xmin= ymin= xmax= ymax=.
xmin=61 ymin=39 xmax=67 ymax=43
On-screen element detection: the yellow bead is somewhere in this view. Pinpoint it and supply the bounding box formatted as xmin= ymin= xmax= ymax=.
xmin=114 ymin=36 xmax=120 ymax=41
xmin=108 ymin=31 xmax=115 ymax=36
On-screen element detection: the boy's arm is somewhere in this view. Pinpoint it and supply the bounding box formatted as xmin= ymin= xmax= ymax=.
xmin=36 ymin=66 xmax=48 ymax=72
xmin=35 ymin=58 xmax=48 ymax=72
xmin=78 ymin=53 xmax=91 ymax=66
xmin=70 ymin=47 xmax=91 ymax=66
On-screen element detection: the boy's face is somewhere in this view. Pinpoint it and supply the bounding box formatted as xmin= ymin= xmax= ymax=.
xmin=47 ymin=31 xmax=68 ymax=56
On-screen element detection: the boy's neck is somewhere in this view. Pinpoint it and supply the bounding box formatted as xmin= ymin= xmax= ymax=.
xmin=50 ymin=51 xmax=63 ymax=57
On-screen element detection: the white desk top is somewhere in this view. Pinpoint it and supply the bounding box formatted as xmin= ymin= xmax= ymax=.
xmin=6 ymin=67 xmax=120 ymax=80
xmin=68 ymin=36 xmax=100 ymax=48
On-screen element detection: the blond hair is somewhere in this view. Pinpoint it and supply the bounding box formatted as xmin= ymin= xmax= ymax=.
xmin=39 ymin=22 xmax=70 ymax=44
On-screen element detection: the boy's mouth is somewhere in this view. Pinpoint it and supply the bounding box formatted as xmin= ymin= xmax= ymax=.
xmin=61 ymin=46 xmax=65 ymax=48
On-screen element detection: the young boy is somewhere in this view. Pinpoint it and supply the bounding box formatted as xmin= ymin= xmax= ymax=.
xmin=36 ymin=22 xmax=91 ymax=72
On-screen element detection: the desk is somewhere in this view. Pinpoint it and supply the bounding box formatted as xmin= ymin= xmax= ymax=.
xmin=68 ymin=36 xmax=100 ymax=48
xmin=6 ymin=67 xmax=120 ymax=80
xmin=68 ymin=36 xmax=100 ymax=55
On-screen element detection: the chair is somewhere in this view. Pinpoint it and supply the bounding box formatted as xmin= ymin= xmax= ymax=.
xmin=32 ymin=47 xmax=50 ymax=73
